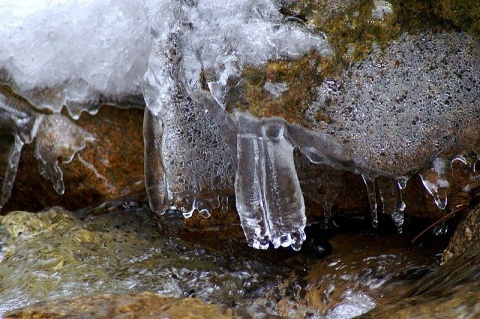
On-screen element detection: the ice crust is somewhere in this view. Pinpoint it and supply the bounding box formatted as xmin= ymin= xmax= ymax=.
xmin=143 ymin=0 xmax=480 ymax=249
xmin=144 ymin=0 xmax=332 ymax=249
xmin=0 ymin=0 xmax=150 ymax=118
xmin=0 ymin=88 xmax=93 ymax=210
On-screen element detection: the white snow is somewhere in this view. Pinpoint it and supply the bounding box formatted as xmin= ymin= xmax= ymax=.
xmin=0 ymin=0 xmax=150 ymax=117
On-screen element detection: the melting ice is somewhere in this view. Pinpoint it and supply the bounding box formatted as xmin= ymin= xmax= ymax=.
xmin=143 ymin=0 xmax=333 ymax=250
xmin=144 ymin=0 xmax=480 ymax=249
xmin=0 ymin=0 xmax=149 ymax=210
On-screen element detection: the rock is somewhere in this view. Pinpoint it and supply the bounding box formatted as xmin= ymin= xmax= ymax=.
xmin=2 ymin=105 xmax=145 ymax=213
xmin=3 ymin=292 xmax=248 ymax=319
xmin=442 ymin=197 xmax=480 ymax=263
xmin=358 ymin=234 xmax=480 ymax=319
xmin=263 ymin=232 xmax=437 ymax=318
xmin=433 ymin=0 xmax=480 ymax=37
xmin=0 ymin=206 xmax=288 ymax=315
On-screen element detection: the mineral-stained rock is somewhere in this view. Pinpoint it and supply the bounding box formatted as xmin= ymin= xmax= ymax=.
xmin=442 ymin=199 xmax=480 ymax=263
xmin=2 ymin=105 xmax=145 ymax=212
xmin=3 ymin=292 xmax=248 ymax=319
xmin=359 ymin=234 xmax=480 ymax=319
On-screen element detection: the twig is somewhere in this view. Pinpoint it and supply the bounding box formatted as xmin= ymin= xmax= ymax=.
xmin=410 ymin=208 xmax=464 ymax=244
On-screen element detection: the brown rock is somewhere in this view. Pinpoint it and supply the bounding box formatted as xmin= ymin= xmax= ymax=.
xmin=2 ymin=105 xmax=145 ymax=213
xmin=442 ymin=199 xmax=480 ymax=263
xmin=3 ymin=292 xmax=248 ymax=319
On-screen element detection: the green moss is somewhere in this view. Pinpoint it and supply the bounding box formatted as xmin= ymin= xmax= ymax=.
xmin=225 ymin=52 xmax=333 ymax=127
xmin=432 ymin=0 xmax=480 ymax=37
xmin=222 ymin=0 xmax=480 ymax=121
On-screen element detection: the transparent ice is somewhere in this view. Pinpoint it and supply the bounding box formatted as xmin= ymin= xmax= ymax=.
xmin=0 ymin=89 xmax=94 ymax=209
xmin=91 ymin=1 xmax=480 ymax=249
xmin=143 ymin=0 xmax=333 ymax=249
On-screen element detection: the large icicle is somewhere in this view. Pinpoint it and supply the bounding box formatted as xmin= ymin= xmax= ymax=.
xmin=234 ymin=114 xmax=307 ymax=250
xmin=235 ymin=134 xmax=270 ymax=249
xmin=142 ymin=8 xmax=235 ymax=217
xmin=260 ymin=121 xmax=306 ymax=250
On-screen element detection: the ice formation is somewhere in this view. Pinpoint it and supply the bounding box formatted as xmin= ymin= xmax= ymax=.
xmin=144 ymin=6 xmax=480 ymax=249
xmin=0 ymin=88 xmax=93 ymax=210
xmin=0 ymin=0 xmax=149 ymax=210
xmin=143 ymin=0 xmax=333 ymax=249
xmin=305 ymin=32 xmax=480 ymax=229
xmin=0 ymin=0 xmax=150 ymax=118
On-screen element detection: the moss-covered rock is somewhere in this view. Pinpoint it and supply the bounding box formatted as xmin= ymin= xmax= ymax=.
xmin=3 ymin=292 xmax=250 ymax=319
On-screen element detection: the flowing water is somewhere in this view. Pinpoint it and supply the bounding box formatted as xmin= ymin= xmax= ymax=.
xmin=0 ymin=203 xmax=465 ymax=318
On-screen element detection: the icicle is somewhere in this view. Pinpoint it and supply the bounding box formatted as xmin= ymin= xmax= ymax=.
xmin=143 ymin=108 xmax=168 ymax=213
xmin=220 ymin=196 xmax=230 ymax=213
xmin=362 ymin=175 xmax=378 ymax=228
xmin=34 ymin=114 xmax=94 ymax=195
xmin=318 ymin=168 xmax=343 ymax=222
xmin=260 ymin=122 xmax=306 ymax=250
xmin=0 ymin=135 xmax=23 ymax=210
xmin=376 ymin=177 xmax=406 ymax=233
xmin=235 ymin=133 xmax=270 ymax=249
xmin=419 ymin=158 xmax=450 ymax=210
xmin=472 ymin=155 xmax=480 ymax=181
xmin=297 ymin=157 xmax=344 ymax=224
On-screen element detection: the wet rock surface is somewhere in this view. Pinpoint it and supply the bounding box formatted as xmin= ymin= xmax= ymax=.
xmin=442 ymin=189 xmax=480 ymax=263
xmin=2 ymin=105 xmax=145 ymax=213
xmin=0 ymin=204 xmax=464 ymax=318
xmin=3 ymin=292 xmax=254 ymax=319
xmin=0 ymin=0 xmax=479 ymax=317
xmin=360 ymin=225 xmax=480 ymax=319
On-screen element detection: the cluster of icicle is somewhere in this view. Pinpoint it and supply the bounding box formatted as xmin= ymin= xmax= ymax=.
xmin=143 ymin=0 xmax=480 ymax=250
xmin=0 ymin=0 xmax=479 ymax=251
xmin=0 ymin=89 xmax=94 ymax=210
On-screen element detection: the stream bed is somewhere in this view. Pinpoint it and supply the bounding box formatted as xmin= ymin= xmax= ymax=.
xmin=2 ymin=203 xmax=473 ymax=318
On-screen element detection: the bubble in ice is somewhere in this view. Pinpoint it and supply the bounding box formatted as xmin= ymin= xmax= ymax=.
xmin=144 ymin=0 xmax=480 ymax=251
xmin=143 ymin=0 xmax=331 ymax=249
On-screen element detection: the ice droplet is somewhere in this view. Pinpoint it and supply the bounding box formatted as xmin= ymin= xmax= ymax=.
xmin=362 ymin=175 xmax=378 ymax=228
xmin=433 ymin=222 xmax=449 ymax=236
xmin=419 ymin=158 xmax=450 ymax=210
